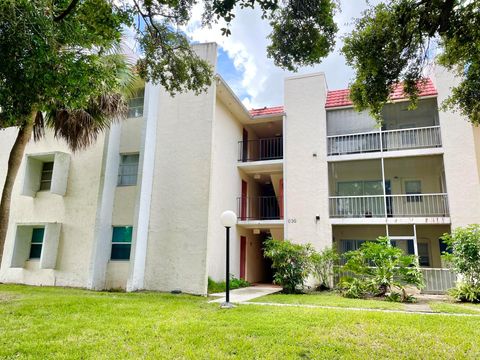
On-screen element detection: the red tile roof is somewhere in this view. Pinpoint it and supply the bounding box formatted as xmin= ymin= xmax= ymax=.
xmin=325 ymin=79 xmax=437 ymax=109
xmin=249 ymin=106 xmax=284 ymax=117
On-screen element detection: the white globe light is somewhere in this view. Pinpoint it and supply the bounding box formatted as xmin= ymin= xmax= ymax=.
xmin=220 ymin=210 xmax=237 ymax=227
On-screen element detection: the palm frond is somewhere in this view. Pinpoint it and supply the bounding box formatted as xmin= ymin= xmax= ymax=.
xmin=33 ymin=111 xmax=45 ymax=142
xmin=47 ymin=93 xmax=128 ymax=152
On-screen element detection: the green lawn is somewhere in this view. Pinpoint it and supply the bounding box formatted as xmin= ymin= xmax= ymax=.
xmin=1 ymin=285 xmax=480 ymax=359
xmin=429 ymin=302 xmax=480 ymax=315
xmin=251 ymin=291 xmax=405 ymax=310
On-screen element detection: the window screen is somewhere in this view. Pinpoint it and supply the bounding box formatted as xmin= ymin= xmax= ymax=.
xmin=39 ymin=162 xmax=54 ymax=191
xmin=127 ymin=88 xmax=145 ymax=118
xmin=118 ymin=154 xmax=139 ymax=186
xmin=405 ymin=180 xmax=422 ymax=202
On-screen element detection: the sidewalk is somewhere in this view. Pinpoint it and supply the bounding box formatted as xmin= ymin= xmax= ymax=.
xmin=209 ymin=284 xmax=281 ymax=303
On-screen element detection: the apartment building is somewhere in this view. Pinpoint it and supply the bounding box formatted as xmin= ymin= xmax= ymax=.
xmin=1 ymin=43 xmax=479 ymax=294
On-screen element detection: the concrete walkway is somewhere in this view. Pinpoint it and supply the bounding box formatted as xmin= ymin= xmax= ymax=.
xmin=209 ymin=284 xmax=281 ymax=304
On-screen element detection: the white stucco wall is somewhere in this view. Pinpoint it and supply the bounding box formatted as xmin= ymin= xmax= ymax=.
xmin=434 ymin=66 xmax=480 ymax=227
xmin=284 ymin=73 xmax=332 ymax=249
xmin=0 ymin=128 xmax=106 ymax=287
xmin=206 ymin=97 xmax=245 ymax=282
xmin=142 ymin=43 xmax=218 ymax=295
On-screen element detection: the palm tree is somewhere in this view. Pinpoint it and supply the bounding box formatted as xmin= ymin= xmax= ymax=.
xmin=0 ymin=56 xmax=135 ymax=264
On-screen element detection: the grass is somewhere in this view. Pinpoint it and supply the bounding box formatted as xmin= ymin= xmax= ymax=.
xmin=207 ymin=276 xmax=250 ymax=294
xmin=1 ymin=285 xmax=480 ymax=359
xmin=429 ymin=302 xmax=480 ymax=315
xmin=251 ymin=291 xmax=405 ymax=310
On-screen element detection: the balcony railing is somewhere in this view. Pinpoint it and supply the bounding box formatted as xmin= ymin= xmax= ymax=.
xmin=238 ymin=137 xmax=283 ymax=162
xmin=327 ymin=126 xmax=442 ymax=156
xmin=329 ymin=193 xmax=449 ymax=218
xmin=334 ymin=267 xmax=456 ymax=294
xmin=237 ymin=196 xmax=283 ymax=220
xmin=421 ymin=268 xmax=457 ymax=294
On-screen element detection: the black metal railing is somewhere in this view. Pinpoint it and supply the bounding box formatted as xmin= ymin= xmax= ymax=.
xmin=237 ymin=196 xmax=283 ymax=220
xmin=238 ymin=137 xmax=283 ymax=162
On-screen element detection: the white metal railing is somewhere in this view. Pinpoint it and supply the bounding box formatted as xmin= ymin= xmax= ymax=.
xmin=327 ymin=126 xmax=441 ymax=156
xmin=329 ymin=195 xmax=385 ymax=218
xmin=329 ymin=193 xmax=449 ymax=218
xmin=386 ymin=193 xmax=449 ymax=217
xmin=327 ymin=131 xmax=380 ymax=155
xmin=382 ymin=126 xmax=442 ymax=151
xmin=334 ymin=267 xmax=456 ymax=294
xmin=421 ymin=268 xmax=456 ymax=294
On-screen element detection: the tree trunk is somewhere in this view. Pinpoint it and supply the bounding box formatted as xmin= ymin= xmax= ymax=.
xmin=0 ymin=118 xmax=34 ymax=265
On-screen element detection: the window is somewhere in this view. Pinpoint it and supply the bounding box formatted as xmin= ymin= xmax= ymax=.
xmin=118 ymin=154 xmax=139 ymax=186
xmin=418 ymin=243 xmax=430 ymax=266
xmin=29 ymin=228 xmax=44 ymax=259
xmin=39 ymin=162 xmax=54 ymax=191
xmin=339 ymin=239 xmax=367 ymax=264
xmin=111 ymin=226 xmax=132 ymax=260
xmin=22 ymin=152 xmax=70 ymax=197
xmin=336 ymin=181 xmax=384 ymax=217
xmin=127 ymin=88 xmax=145 ymax=118
xmin=405 ymin=180 xmax=422 ymax=202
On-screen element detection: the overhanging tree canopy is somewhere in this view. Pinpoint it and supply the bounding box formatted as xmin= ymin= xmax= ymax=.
xmin=342 ymin=0 xmax=480 ymax=124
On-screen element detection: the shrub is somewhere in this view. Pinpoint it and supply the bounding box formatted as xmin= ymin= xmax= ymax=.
xmin=264 ymin=238 xmax=314 ymax=294
xmin=338 ymin=237 xmax=424 ymax=302
xmin=449 ymin=282 xmax=480 ymax=303
xmin=442 ymin=225 xmax=480 ymax=302
xmin=207 ymin=276 xmax=250 ymax=294
xmin=339 ymin=277 xmax=371 ymax=299
xmin=311 ymin=247 xmax=339 ymax=290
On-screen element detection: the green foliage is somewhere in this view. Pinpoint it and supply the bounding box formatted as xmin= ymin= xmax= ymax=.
xmin=339 ymin=277 xmax=370 ymax=299
xmin=207 ymin=276 xmax=250 ymax=294
xmin=0 ymin=0 xmax=131 ymax=131
xmin=442 ymin=225 xmax=480 ymax=302
xmin=448 ymin=282 xmax=480 ymax=303
xmin=206 ymin=0 xmax=337 ymax=70
xmin=342 ymin=0 xmax=480 ymax=124
xmin=338 ymin=237 xmax=424 ymax=302
xmin=311 ymin=247 xmax=339 ymax=290
xmin=264 ymin=238 xmax=315 ymax=294
xmin=267 ymin=0 xmax=338 ymax=71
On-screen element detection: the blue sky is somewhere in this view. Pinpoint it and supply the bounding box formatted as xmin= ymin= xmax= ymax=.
xmin=185 ymin=1 xmax=382 ymax=109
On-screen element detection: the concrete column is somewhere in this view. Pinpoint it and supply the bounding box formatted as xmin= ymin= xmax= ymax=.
xmin=88 ymin=124 xmax=122 ymax=289
xmin=126 ymin=83 xmax=160 ymax=291
xmin=434 ymin=66 xmax=480 ymax=228
xmin=284 ymin=73 xmax=331 ymax=249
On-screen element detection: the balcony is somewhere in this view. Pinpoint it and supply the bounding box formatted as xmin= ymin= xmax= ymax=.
xmin=327 ymin=126 xmax=442 ymax=156
xmin=237 ymin=196 xmax=283 ymax=221
xmin=329 ymin=193 xmax=449 ymax=218
xmin=238 ymin=137 xmax=283 ymax=162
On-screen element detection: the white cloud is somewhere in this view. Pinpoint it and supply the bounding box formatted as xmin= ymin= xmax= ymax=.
xmin=185 ymin=1 xmax=381 ymax=108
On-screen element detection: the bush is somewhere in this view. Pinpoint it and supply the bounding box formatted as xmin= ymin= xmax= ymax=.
xmin=207 ymin=276 xmax=250 ymax=294
xmin=338 ymin=237 xmax=424 ymax=302
xmin=339 ymin=277 xmax=371 ymax=299
xmin=311 ymin=247 xmax=339 ymax=290
xmin=264 ymin=238 xmax=314 ymax=294
xmin=449 ymin=282 xmax=480 ymax=303
xmin=442 ymin=225 xmax=480 ymax=302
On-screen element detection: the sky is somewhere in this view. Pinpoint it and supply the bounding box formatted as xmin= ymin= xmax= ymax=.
xmin=184 ymin=1 xmax=379 ymax=109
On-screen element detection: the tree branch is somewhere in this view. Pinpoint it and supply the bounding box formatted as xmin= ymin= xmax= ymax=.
xmin=54 ymin=0 xmax=80 ymax=22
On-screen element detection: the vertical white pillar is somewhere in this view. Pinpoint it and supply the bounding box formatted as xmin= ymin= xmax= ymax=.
xmin=413 ymin=224 xmax=419 ymax=256
xmin=127 ymin=83 xmax=159 ymax=292
xmin=282 ymin=113 xmax=288 ymax=239
xmin=88 ymin=123 xmax=122 ymax=289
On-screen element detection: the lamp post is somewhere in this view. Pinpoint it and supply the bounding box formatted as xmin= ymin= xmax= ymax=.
xmin=220 ymin=210 xmax=237 ymax=309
